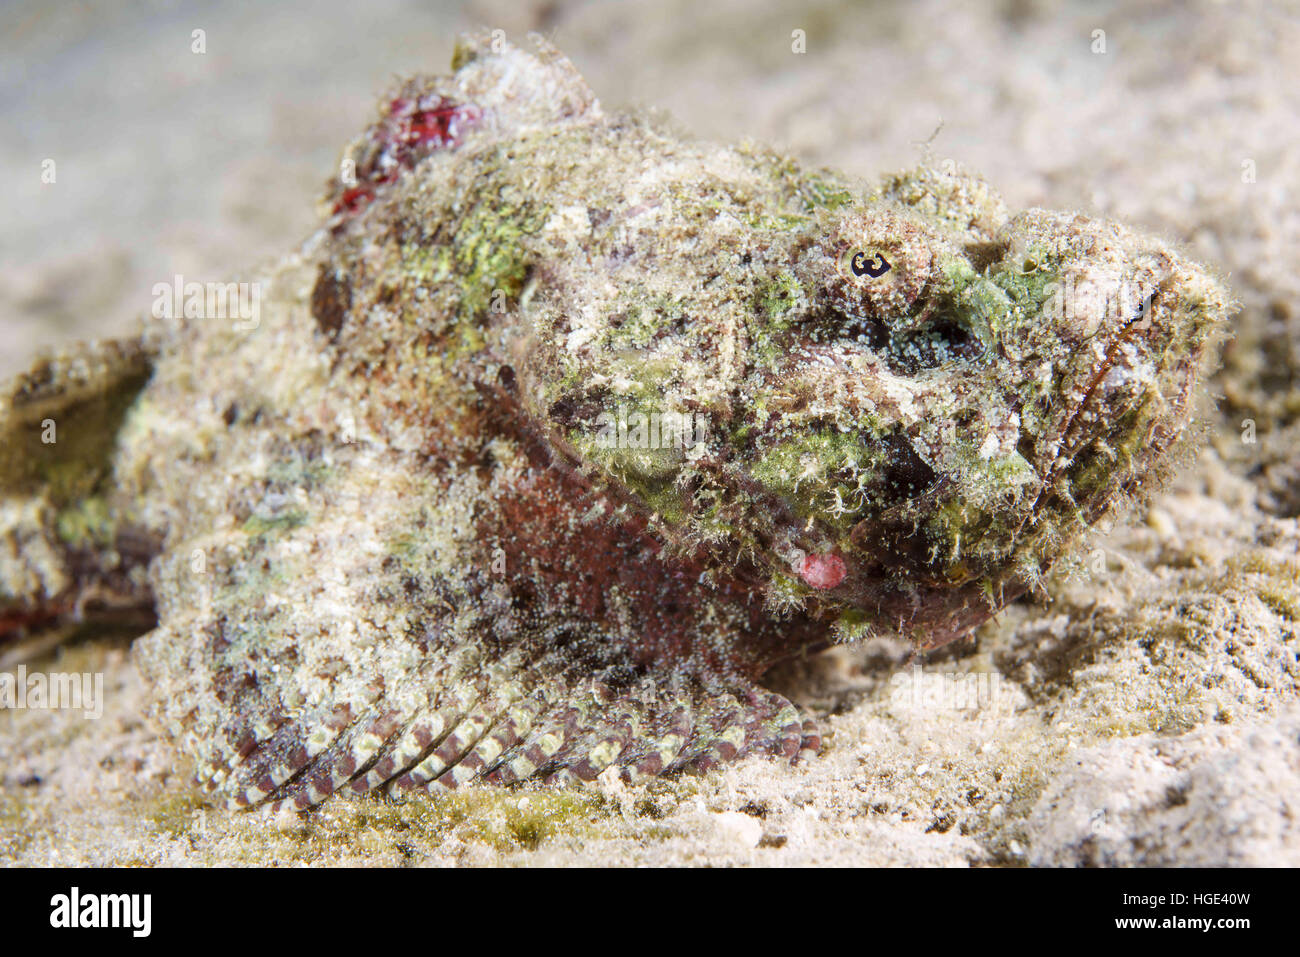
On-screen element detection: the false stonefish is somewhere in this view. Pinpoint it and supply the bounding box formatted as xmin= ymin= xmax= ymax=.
xmin=0 ymin=34 xmax=1231 ymax=811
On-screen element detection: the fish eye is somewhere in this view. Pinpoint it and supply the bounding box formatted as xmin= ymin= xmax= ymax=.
xmin=841 ymin=248 xmax=894 ymax=281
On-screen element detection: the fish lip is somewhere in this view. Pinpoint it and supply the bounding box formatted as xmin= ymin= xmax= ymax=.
xmin=997 ymin=269 xmax=1185 ymax=555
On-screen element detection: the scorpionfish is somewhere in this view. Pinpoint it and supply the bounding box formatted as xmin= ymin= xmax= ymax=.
xmin=0 ymin=33 xmax=1231 ymax=812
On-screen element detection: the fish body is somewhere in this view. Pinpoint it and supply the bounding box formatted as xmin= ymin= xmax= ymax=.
xmin=0 ymin=34 xmax=1231 ymax=810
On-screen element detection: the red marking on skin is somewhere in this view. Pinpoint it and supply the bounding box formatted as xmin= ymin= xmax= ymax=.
xmin=464 ymin=383 xmax=834 ymax=678
xmin=335 ymin=184 xmax=376 ymax=214
xmin=483 ymin=442 xmax=831 ymax=678
xmin=0 ymin=598 xmax=75 ymax=646
xmin=799 ymin=552 xmax=847 ymax=590
xmin=332 ymin=95 xmax=482 ymax=216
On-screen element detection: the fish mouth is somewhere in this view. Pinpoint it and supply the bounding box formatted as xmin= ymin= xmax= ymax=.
xmin=1051 ymin=313 xmax=1159 ymax=483
xmin=1009 ymin=265 xmax=1215 ymax=557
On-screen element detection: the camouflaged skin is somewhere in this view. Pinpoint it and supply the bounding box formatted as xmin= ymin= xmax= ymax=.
xmin=0 ymin=33 xmax=1231 ymax=811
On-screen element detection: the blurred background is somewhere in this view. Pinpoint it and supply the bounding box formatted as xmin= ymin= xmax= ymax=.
xmin=2 ymin=0 xmax=1297 ymax=424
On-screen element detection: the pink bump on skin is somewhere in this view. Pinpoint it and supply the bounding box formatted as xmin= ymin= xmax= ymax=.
xmin=799 ymin=552 xmax=847 ymax=589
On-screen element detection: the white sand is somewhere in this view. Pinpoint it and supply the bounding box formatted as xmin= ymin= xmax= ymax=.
xmin=3 ymin=0 xmax=1298 ymax=865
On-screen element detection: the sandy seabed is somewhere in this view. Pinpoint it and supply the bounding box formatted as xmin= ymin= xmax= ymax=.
xmin=2 ymin=0 xmax=1298 ymax=865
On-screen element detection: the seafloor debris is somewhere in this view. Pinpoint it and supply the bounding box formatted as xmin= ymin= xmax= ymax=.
xmin=0 ymin=32 xmax=1231 ymax=811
